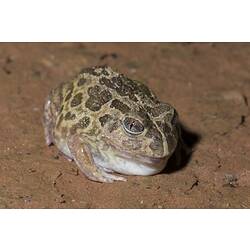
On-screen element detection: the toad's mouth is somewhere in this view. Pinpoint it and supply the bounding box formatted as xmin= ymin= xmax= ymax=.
xmin=115 ymin=149 xmax=168 ymax=168
xmin=102 ymin=138 xmax=169 ymax=169
xmin=93 ymin=145 xmax=168 ymax=176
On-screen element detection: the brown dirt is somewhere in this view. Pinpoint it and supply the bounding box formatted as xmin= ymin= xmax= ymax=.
xmin=0 ymin=43 xmax=250 ymax=208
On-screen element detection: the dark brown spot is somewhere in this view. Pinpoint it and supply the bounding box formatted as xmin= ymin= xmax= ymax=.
xmin=77 ymin=78 xmax=87 ymax=86
xmin=137 ymin=83 xmax=157 ymax=102
xmin=71 ymin=93 xmax=83 ymax=107
xmin=100 ymin=90 xmax=112 ymax=104
xmin=78 ymin=116 xmax=90 ymax=128
xmin=120 ymin=77 xmax=139 ymax=101
xmin=99 ymin=112 xmax=120 ymax=132
xmin=146 ymin=103 xmax=172 ymax=117
xmin=70 ymin=116 xmax=90 ymax=134
xmin=99 ymin=114 xmax=112 ymax=127
xmin=117 ymin=83 xmax=134 ymax=96
xmin=107 ymin=75 xmax=139 ymax=101
xmin=101 ymin=68 xmax=110 ymax=76
xmin=115 ymin=76 xmax=138 ymax=95
xmin=97 ymin=70 xmax=158 ymax=105
xmin=129 ymin=95 xmax=138 ymax=102
xmin=111 ymin=76 xmax=123 ymax=88
xmin=88 ymin=85 xmax=101 ymax=96
xmin=93 ymin=70 xmax=102 ymax=76
xmin=59 ymin=105 xmax=64 ymax=113
xmin=99 ymin=77 xmax=113 ymax=88
xmin=122 ymin=76 xmax=138 ymax=89
xmin=80 ymin=67 xmax=100 ymax=76
xmin=64 ymin=112 xmax=76 ymax=120
xmin=108 ymin=121 xmax=119 ymax=133
xmin=65 ymin=89 xmax=73 ymax=102
xmin=110 ymin=99 xmax=130 ymax=113
xmin=85 ymin=98 xmax=101 ymax=111
xmin=86 ymin=87 xmax=112 ymax=112
xmin=100 ymin=75 xmax=139 ymax=102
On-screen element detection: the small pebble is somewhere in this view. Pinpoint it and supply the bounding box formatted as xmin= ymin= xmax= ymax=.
xmin=33 ymin=107 xmax=39 ymax=112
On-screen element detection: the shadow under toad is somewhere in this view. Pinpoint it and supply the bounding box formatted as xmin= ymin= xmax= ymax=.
xmin=163 ymin=123 xmax=201 ymax=174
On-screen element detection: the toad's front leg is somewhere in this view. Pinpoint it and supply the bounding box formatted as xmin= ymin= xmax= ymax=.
xmin=67 ymin=134 xmax=127 ymax=183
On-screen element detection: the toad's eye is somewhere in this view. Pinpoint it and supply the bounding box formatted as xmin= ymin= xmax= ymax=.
xmin=122 ymin=117 xmax=144 ymax=135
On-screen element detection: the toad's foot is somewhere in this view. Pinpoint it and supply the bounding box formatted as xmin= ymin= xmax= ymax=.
xmin=91 ymin=171 xmax=127 ymax=183
xmin=67 ymin=135 xmax=127 ymax=183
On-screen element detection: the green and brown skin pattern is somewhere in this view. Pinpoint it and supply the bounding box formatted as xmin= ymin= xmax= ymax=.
xmin=43 ymin=66 xmax=180 ymax=183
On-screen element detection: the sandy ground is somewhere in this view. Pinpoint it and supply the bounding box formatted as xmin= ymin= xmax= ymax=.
xmin=0 ymin=43 xmax=249 ymax=208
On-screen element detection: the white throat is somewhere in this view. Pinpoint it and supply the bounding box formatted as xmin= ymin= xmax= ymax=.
xmin=92 ymin=150 xmax=168 ymax=176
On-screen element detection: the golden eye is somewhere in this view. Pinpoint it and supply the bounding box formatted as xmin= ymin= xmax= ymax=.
xmin=122 ymin=117 xmax=144 ymax=135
